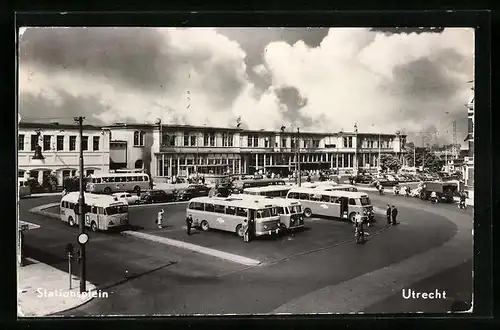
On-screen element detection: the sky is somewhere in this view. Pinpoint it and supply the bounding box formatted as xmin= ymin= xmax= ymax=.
xmin=18 ymin=27 xmax=474 ymax=146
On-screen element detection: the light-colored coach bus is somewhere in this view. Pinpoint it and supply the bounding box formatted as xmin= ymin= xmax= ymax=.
xmin=233 ymin=191 xmax=304 ymax=230
xmin=186 ymin=196 xmax=281 ymax=237
xmin=60 ymin=192 xmax=129 ymax=232
xmin=286 ymin=187 xmax=374 ymax=222
xmin=231 ymin=178 xmax=286 ymax=193
xmin=86 ymin=173 xmax=151 ymax=194
xmin=242 ymin=185 xmax=292 ymax=198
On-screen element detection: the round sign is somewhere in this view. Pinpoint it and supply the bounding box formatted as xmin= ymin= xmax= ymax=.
xmin=78 ymin=233 xmax=89 ymax=245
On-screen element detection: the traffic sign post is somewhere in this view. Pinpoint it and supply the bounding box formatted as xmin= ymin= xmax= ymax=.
xmin=65 ymin=243 xmax=75 ymax=290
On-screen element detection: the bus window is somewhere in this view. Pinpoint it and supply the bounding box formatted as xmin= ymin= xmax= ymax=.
xmin=299 ymin=193 xmax=309 ymax=200
xmin=276 ymin=206 xmax=284 ymax=214
xmin=91 ymin=206 xmax=97 ymax=214
xmin=132 ymin=176 xmax=138 ymax=181
xmin=257 ymin=208 xmax=272 ymax=218
xmin=320 ymin=195 xmax=331 ymax=203
xmin=143 ymin=176 xmax=149 ymax=182
xmin=236 ymin=207 xmax=247 ymax=217
xmin=310 ymin=194 xmax=321 ymax=201
xmin=126 ymin=176 xmax=132 ymax=182
xmin=226 ymin=206 xmax=236 ymax=215
xmin=349 ymin=198 xmax=357 ymax=205
xmin=120 ymin=177 xmax=127 ymax=182
xmin=331 ymin=197 xmax=340 ymax=204
xmin=288 ymin=192 xmax=299 ymax=199
xmin=96 ymin=178 xmax=101 ymax=183
xmin=189 ymin=202 xmax=204 ymax=210
xmin=188 ymin=202 xmax=195 ymax=209
xmin=290 ymin=205 xmax=302 ymax=213
xmin=205 ymin=203 xmax=215 ymax=212
xmin=109 ymin=177 xmax=115 ymax=183
xmin=214 ymin=204 xmax=225 ymax=214
xmin=102 ymin=177 xmax=109 ymax=183
xmin=98 ymin=207 xmax=104 ymax=215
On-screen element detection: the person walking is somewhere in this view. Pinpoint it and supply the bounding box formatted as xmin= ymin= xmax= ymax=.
xmin=157 ymin=209 xmax=165 ymax=229
xmin=354 ymin=212 xmax=365 ymax=244
xmin=186 ymin=214 xmax=193 ymax=235
xmin=391 ymin=205 xmax=398 ymax=225
xmin=386 ymin=204 xmax=392 ymax=225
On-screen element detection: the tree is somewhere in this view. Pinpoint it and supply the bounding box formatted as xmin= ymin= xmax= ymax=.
xmin=380 ymin=154 xmax=402 ymax=173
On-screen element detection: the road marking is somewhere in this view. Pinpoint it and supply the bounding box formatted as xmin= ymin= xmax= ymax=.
xmin=122 ymin=231 xmax=261 ymax=266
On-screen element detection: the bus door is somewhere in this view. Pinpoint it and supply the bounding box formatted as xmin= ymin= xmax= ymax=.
xmin=96 ymin=206 xmax=103 ymax=230
xmin=340 ymin=197 xmax=349 ymax=218
xmin=248 ymin=209 xmax=256 ymax=234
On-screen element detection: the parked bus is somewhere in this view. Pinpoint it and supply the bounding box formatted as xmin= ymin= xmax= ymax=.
xmin=231 ymin=178 xmax=286 ymax=193
xmin=317 ymin=184 xmax=358 ymax=192
xmin=242 ymin=185 xmax=292 ymax=198
xmin=86 ymin=173 xmax=151 ymax=194
xmin=286 ymin=187 xmax=374 ymax=223
xmin=60 ymin=192 xmax=129 ymax=232
xmin=232 ymin=193 xmax=304 ymax=230
xmin=18 ymin=178 xmax=31 ymax=198
xmin=186 ymin=196 xmax=281 ymax=237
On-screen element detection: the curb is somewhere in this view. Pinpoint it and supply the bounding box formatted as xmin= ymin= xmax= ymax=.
xmin=18 ymin=257 xmax=97 ymax=317
xmin=122 ymin=230 xmax=261 ymax=266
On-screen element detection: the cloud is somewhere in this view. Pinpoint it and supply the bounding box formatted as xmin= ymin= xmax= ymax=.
xmin=18 ymin=27 xmax=474 ymax=145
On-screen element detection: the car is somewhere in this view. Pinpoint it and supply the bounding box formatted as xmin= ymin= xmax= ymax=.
xmin=112 ymin=192 xmax=141 ymax=205
xmin=354 ymin=174 xmax=373 ymax=184
xmin=140 ymin=189 xmax=176 ymax=204
xmin=176 ymin=184 xmax=210 ymax=201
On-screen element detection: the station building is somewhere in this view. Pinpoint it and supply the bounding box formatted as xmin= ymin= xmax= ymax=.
xmin=17 ymin=122 xmax=110 ymax=186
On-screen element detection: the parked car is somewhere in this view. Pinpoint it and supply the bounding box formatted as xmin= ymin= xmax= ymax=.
xmin=112 ymin=192 xmax=141 ymax=205
xmin=419 ymin=181 xmax=458 ymax=203
xmin=354 ymin=174 xmax=373 ymax=184
xmin=140 ymin=189 xmax=176 ymax=204
xmin=176 ymin=184 xmax=210 ymax=201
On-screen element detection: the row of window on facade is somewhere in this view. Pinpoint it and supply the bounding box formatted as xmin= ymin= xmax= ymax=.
xmin=19 ymin=169 xmax=95 ymax=178
xmin=18 ymin=135 xmax=101 ymax=152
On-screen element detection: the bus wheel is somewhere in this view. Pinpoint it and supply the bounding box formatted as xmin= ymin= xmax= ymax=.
xmin=303 ymin=208 xmax=312 ymax=218
xmin=91 ymin=221 xmax=98 ymax=232
xmin=236 ymin=224 xmax=244 ymax=237
xmin=68 ymin=217 xmax=75 ymax=227
xmin=134 ymin=186 xmax=141 ymax=193
xmin=349 ymin=212 xmax=356 ymax=223
xmin=104 ymin=187 xmax=112 ymax=194
xmin=200 ymin=220 xmax=210 ymax=232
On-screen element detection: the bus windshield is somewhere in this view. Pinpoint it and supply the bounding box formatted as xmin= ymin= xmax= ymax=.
xmin=289 ymin=205 xmax=302 ymax=214
xmin=360 ymin=197 xmax=371 ymax=206
xmin=105 ymin=205 xmax=128 ymax=215
xmin=257 ymin=208 xmax=276 ymax=218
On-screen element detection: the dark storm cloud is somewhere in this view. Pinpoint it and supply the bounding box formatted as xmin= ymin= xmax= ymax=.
xmin=19 ymin=28 xmax=174 ymax=91
xmin=19 ymin=27 xmax=248 ymax=112
xmin=274 ymin=85 xmax=315 ymax=128
xmin=19 ymin=90 xmax=112 ymax=125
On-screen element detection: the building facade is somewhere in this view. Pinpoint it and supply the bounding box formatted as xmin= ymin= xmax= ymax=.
xmin=464 ymin=88 xmax=474 ymax=192
xmin=17 ymin=122 xmax=110 ymax=186
xmin=146 ymin=124 xmax=406 ymax=182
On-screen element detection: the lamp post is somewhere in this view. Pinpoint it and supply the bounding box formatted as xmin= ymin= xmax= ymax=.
xmin=297 ymin=127 xmax=301 ymax=187
xmin=74 ymin=116 xmax=87 ymax=293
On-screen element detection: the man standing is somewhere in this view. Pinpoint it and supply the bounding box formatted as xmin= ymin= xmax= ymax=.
xmin=186 ymin=215 xmax=193 ymax=235
xmin=391 ymin=205 xmax=398 ymax=225
xmin=157 ymin=209 xmax=165 ymax=229
xmin=386 ymin=204 xmax=392 ymax=225
xmin=243 ymin=219 xmax=250 ymax=243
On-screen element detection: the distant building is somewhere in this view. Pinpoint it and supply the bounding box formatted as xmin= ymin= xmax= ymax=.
xmin=463 ymin=87 xmax=474 ymax=193
xmin=18 ymin=122 xmax=110 ymax=186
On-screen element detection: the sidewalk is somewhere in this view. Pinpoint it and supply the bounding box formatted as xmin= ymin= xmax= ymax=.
xmin=18 ymin=258 xmax=97 ymax=317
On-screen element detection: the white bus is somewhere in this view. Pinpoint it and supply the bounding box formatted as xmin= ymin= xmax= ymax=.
xmin=186 ymin=196 xmax=281 ymax=237
xmin=86 ymin=173 xmax=151 ymax=194
xmin=233 ymin=193 xmax=304 ymax=230
xmin=316 ymin=184 xmax=358 ymax=192
xmin=242 ymin=185 xmax=292 ymax=198
xmin=60 ymin=192 xmax=129 ymax=232
xmin=286 ymin=187 xmax=374 ymax=223
xmin=18 ymin=178 xmax=31 ymax=198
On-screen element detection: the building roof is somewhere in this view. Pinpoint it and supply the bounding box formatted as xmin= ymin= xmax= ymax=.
xmin=19 ymin=122 xmax=103 ymax=131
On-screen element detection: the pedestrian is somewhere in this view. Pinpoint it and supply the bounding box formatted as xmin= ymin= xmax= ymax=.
xmin=243 ymin=219 xmax=250 ymax=243
xmin=354 ymin=212 xmax=365 ymax=244
xmin=248 ymin=216 xmax=255 ymax=242
xmin=157 ymin=209 xmax=165 ymax=229
xmin=386 ymin=204 xmax=392 ymax=225
xmin=186 ymin=214 xmax=193 ymax=235
xmin=391 ymin=205 xmax=398 ymax=225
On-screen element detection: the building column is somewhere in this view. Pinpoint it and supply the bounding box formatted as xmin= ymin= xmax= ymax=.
xmin=255 ymin=154 xmax=259 ymax=172
xmin=263 ymin=154 xmax=267 ymax=171
xmin=232 ymin=155 xmax=236 ymax=174
xmin=169 ymin=156 xmax=173 ymax=177
xmin=289 ymin=154 xmax=292 ymax=172
xmin=238 ymin=157 xmax=242 ymax=174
